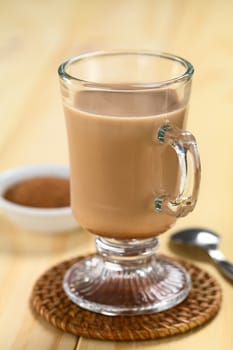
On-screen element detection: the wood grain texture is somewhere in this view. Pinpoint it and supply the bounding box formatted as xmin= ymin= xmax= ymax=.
xmin=0 ymin=0 xmax=233 ymax=349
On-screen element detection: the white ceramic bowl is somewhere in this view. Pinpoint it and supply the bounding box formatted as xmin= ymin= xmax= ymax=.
xmin=0 ymin=164 xmax=79 ymax=234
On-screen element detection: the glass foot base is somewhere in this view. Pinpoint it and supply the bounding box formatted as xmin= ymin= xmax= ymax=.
xmin=63 ymin=238 xmax=191 ymax=316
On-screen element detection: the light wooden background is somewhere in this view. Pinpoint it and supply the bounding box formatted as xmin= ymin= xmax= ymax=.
xmin=1 ymin=0 xmax=233 ymax=349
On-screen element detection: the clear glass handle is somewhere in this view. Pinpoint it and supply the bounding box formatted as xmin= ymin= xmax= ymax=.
xmin=155 ymin=124 xmax=201 ymax=217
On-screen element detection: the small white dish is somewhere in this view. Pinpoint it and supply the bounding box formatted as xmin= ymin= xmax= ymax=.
xmin=0 ymin=164 xmax=79 ymax=234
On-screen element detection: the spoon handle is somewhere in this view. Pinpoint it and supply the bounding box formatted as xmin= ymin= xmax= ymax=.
xmin=208 ymin=249 xmax=233 ymax=281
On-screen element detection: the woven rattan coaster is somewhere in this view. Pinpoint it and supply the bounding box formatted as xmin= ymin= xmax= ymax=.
xmin=31 ymin=255 xmax=222 ymax=341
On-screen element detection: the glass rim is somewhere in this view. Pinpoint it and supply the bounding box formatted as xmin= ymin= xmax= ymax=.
xmin=58 ymin=50 xmax=194 ymax=90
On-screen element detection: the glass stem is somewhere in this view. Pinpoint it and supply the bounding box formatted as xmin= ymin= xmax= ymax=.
xmin=95 ymin=236 xmax=159 ymax=266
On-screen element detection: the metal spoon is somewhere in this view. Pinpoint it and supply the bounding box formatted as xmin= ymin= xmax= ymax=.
xmin=171 ymin=228 xmax=233 ymax=281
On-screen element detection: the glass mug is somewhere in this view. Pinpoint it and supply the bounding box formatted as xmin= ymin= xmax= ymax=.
xmin=58 ymin=51 xmax=201 ymax=315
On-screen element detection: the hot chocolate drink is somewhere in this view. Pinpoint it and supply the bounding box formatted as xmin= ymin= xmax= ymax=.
xmin=64 ymin=89 xmax=187 ymax=238
xmin=59 ymin=51 xmax=200 ymax=316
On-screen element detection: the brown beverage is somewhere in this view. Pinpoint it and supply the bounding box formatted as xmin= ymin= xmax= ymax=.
xmin=64 ymin=89 xmax=187 ymax=239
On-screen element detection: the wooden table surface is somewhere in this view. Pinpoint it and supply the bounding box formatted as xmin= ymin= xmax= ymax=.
xmin=1 ymin=0 xmax=233 ymax=349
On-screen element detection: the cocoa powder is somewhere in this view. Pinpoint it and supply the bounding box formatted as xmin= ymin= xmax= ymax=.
xmin=4 ymin=176 xmax=70 ymax=208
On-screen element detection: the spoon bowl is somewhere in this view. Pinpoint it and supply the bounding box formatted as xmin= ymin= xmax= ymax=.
xmin=171 ymin=227 xmax=233 ymax=281
xmin=171 ymin=228 xmax=220 ymax=250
